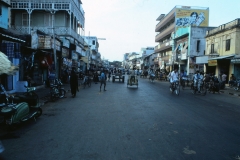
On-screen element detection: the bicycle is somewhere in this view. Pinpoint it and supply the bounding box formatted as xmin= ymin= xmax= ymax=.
xmin=83 ymin=75 xmax=92 ymax=88
xmin=170 ymin=80 xmax=180 ymax=95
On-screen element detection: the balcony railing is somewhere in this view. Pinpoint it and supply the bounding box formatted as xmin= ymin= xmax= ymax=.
xmin=11 ymin=25 xmax=84 ymax=44
xmin=206 ymin=19 xmax=240 ymax=37
xmin=155 ymin=23 xmax=174 ymax=42
xmin=11 ymin=0 xmax=85 ymax=25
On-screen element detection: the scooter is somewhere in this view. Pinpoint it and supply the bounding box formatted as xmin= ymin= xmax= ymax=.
xmin=0 ymin=85 xmax=42 ymax=129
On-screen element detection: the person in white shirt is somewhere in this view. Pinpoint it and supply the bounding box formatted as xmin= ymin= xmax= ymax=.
xmin=170 ymin=69 xmax=179 ymax=90
xmin=170 ymin=69 xmax=179 ymax=83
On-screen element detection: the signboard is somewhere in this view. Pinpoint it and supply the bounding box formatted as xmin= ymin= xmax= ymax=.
xmin=231 ymin=58 xmax=240 ymax=64
xmin=76 ymin=45 xmax=82 ymax=54
xmin=38 ymin=36 xmax=51 ymax=49
xmin=71 ymin=51 xmax=78 ymax=60
xmin=208 ymin=60 xmax=217 ymax=66
xmin=62 ymin=48 xmax=69 ymax=58
xmin=175 ymin=8 xmax=209 ymax=30
xmin=52 ymin=39 xmax=61 ymax=51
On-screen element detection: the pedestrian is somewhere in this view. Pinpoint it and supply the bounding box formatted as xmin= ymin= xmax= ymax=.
xmin=108 ymin=70 xmax=111 ymax=81
xmin=70 ymin=68 xmax=78 ymax=98
xmin=100 ymin=70 xmax=106 ymax=92
xmin=221 ymin=72 xmax=227 ymax=87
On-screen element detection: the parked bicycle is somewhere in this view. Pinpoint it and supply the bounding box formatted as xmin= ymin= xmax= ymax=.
xmin=83 ymin=75 xmax=92 ymax=88
xmin=49 ymin=79 xmax=66 ymax=101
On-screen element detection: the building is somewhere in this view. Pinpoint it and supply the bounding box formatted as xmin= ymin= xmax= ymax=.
xmin=174 ymin=26 xmax=215 ymax=78
xmin=82 ymin=36 xmax=101 ymax=70
xmin=10 ymin=0 xmax=86 ymax=84
xmin=155 ymin=5 xmax=209 ymax=73
xmin=205 ymin=18 xmax=240 ymax=80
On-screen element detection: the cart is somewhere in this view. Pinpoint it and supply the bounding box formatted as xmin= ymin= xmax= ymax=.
xmin=112 ymin=73 xmax=125 ymax=83
xmin=127 ymin=75 xmax=138 ymax=88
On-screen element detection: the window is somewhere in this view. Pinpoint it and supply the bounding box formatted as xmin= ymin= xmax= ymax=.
xmin=226 ymin=39 xmax=230 ymax=51
xmin=210 ymin=44 xmax=214 ymax=53
xmin=44 ymin=13 xmax=52 ymax=27
xmin=196 ymin=40 xmax=200 ymax=52
xmin=92 ymin=40 xmax=95 ymax=45
xmin=22 ymin=13 xmax=31 ymax=26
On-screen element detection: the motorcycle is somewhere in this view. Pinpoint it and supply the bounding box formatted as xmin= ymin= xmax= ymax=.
xmin=0 ymin=85 xmax=42 ymax=129
xmin=170 ymin=80 xmax=180 ymax=95
xmin=50 ymin=79 xmax=66 ymax=101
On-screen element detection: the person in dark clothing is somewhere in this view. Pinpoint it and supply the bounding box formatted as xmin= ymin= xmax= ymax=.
xmin=70 ymin=69 xmax=78 ymax=98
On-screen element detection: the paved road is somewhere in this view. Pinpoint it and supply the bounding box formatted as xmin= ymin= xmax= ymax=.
xmin=1 ymin=77 xmax=240 ymax=160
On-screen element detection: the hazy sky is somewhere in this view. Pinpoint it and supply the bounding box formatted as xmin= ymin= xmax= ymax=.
xmin=81 ymin=0 xmax=240 ymax=62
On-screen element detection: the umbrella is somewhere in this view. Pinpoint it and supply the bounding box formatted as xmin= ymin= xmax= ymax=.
xmin=0 ymin=51 xmax=19 ymax=75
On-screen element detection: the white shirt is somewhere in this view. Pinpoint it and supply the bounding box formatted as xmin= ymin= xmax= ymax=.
xmin=170 ymin=71 xmax=178 ymax=83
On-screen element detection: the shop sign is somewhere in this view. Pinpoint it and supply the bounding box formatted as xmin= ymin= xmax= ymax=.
xmin=208 ymin=60 xmax=217 ymax=66
xmin=72 ymin=51 xmax=78 ymax=60
xmin=38 ymin=36 xmax=51 ymax=49
xmin=231 ymin=58 xmax=240 ymax=64
xmin=62 ymin=48 xmax=69 ymax=58
xmin=62 ymin=38 xmax=70 ymax=48
xmin=181 ymin=53 xmax=187 ymax=60
xmin=76 ymin=45 xmax=82 ymax=54
xmin=52 ymin=39 xmax=61 ymax=51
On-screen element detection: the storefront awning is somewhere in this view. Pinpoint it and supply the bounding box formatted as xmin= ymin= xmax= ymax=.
xmin=209 ymin=54 xmax=234 ymax=60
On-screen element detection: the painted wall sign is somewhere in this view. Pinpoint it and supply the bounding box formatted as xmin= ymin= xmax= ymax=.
xmin=208 ymin=60 xmax=217 ymax=66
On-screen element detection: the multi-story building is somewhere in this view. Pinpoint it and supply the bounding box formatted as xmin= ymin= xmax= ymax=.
xmin=205 ymin=19 xmax=240 ymax=80
xmin=82 ymin=36 xmax=101 ymax=70
xmin=155 ymin=5 xmax=209 ymax=73
xmin=10 ymin=0 xmax=86 ymax=83
xmin=140 ymin=47 xmax=154 ymax=70
xmin=174 ymin=26 xmax=215 ymax=77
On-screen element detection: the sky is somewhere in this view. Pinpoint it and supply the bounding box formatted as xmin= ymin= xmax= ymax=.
xmin=81 ymin=0 xmax=240 ymax=62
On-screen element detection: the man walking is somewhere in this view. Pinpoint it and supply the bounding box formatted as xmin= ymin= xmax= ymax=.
xmin=100 ymin=70 xmax=106 ymax=92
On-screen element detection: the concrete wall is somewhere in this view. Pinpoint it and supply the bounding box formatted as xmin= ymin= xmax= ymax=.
xmin=0 ymin=5 xmax=9 ymax=29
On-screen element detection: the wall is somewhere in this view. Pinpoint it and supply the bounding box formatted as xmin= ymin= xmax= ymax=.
xmin=206 ymin=27 xmax=239 ymax=56
xmin=189 ymin=27 xmax=213 ymax=57
xmin=0 ymin=4 xmax=9 ymax=29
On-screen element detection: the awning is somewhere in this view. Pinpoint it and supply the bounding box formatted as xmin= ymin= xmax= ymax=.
xmin=209 ymin=54 xmax=234 ymax=60
xmin=0 ymin=51 xmax=19 ymax=75
xmin=80 ymin=57 xmax=88 ymax=63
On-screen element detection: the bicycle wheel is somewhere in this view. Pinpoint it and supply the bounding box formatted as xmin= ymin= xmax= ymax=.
xmin=175 ymin=84 xmax=180 ymax=95
xmin=59 ymin=89 xmax=66 ymax=98
xmin=88 ymin=81 xmax=91 ymax=87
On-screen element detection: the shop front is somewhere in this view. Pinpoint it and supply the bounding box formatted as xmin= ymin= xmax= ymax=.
xmin=231 ymin=56 xmax=240 ymax=79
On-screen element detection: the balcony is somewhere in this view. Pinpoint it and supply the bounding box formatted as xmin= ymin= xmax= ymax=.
xmin=155 ymin=23 xmax=174 ymax=42
xmin=11 ymin=0 xmax=84 ymax=25
xmin=155 ymin=11 xmax=175 ymax=32
xmin=11 ymin=26 xmax=84 ymax=44
xmin=154 ymin=39 xmax=173 ymax=53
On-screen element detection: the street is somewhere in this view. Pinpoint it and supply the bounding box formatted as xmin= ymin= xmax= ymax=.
xmin=1 ymin=77 xmax=240 ymax=160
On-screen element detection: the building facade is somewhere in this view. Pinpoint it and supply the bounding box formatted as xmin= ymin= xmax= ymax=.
xmin=205 ymin=18 xmax=240 ymax=80
xmin=155 ymin=5 xmax=209 ymax=73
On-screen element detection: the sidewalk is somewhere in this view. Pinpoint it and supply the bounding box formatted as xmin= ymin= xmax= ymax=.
xmin=34 ymin=84 xmax=71 ymax=106
xmin=219 ymin=86 xmax=240 ymax=96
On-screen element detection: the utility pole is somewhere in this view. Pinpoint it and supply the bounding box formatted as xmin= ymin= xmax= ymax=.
xmin=50 ymin=10 xmax=58 ymax=79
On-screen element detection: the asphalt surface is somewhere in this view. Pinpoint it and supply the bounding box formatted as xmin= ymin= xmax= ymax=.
xmin=0 ymin=77 xmax=240 ymax=160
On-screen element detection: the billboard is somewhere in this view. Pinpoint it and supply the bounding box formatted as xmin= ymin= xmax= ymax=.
xmin=175 ymin=7 xmax=209 ymax=30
